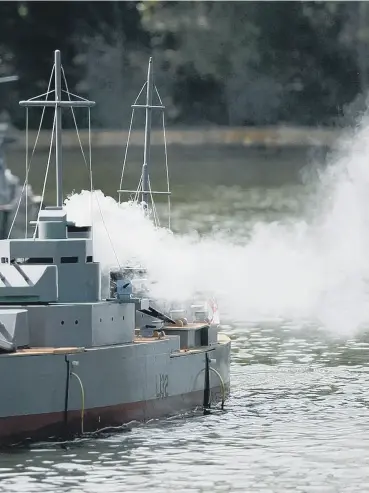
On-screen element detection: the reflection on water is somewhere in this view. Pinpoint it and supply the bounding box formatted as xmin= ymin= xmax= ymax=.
xmin=6 ymin=145 xmax=322 ymax=206
xmin=2 ymin=145 xmax=369 ymax=492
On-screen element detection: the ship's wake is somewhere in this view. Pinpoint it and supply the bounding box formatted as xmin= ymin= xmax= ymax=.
xmin=65 ymin=115 xmax=369 ymax=337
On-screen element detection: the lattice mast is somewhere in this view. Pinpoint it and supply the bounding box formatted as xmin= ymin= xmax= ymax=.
xmin=19 ymin=50 xmax=95 ymax=208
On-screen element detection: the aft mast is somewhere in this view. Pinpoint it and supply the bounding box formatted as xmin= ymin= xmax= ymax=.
xmin=19 ymin=50 xmax=95 ymax=208
xmin=131 ymin=57 xmax=167 ymax=210
xmin=142 ymin=58 xmax=153 ymax=208
xmin=118 ymin=57 xmax=171 ymax=227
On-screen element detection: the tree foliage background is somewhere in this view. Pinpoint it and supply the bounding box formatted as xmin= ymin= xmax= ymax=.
xmin=0 ymin=0 xmax=368 ymax=129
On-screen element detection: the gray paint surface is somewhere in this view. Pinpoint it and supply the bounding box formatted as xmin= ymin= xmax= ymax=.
xmin=0 ymin=198 xmax=230 ymax=442
xmin=0 ymin=51 xmax=231 ymax=443
xmin=0 ymin=336 xmax=230 ymax=419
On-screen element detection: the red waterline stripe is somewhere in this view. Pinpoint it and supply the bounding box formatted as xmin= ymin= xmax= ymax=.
xmin=0 ymin=385 xmax=227 ymax=446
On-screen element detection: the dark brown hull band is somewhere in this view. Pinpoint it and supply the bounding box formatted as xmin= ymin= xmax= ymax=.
xmin=0 ymin=385 xmax=226 ymax=447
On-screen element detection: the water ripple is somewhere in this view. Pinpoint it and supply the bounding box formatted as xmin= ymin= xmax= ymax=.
xmin=2 ymin=322 xmax=369 ymax=492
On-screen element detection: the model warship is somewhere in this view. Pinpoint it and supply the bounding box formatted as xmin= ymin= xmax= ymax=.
xmin=0 ymin=50 xmax=231 ymax=446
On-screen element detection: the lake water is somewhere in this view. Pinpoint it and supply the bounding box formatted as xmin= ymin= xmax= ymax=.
xmin=2 ymin=142 xmax=369 ymax=492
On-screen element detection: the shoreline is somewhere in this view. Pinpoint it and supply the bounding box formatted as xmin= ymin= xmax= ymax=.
xmin=6 ymin=125 xmax=345 ymax=151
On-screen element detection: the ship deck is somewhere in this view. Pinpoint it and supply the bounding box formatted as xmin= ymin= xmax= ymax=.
xmin=0 ymin=332 xmax=230 ymax=357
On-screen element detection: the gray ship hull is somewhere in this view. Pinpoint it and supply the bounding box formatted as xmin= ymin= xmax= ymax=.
xmin=0 ymin=332 xmax=230 ymax=445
